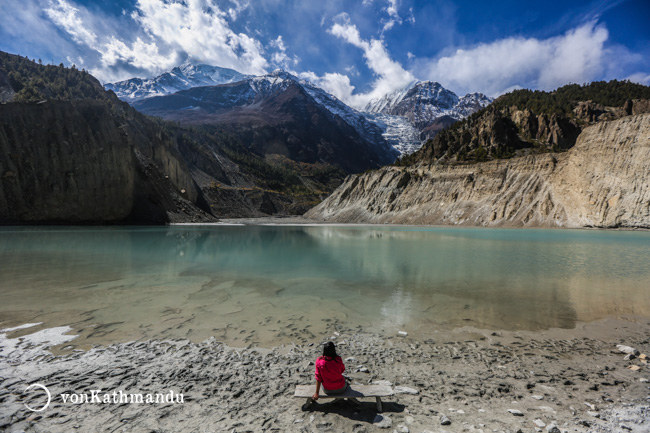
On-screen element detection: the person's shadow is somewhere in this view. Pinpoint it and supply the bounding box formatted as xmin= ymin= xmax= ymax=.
xmin=302 ymin=399 xmax=405 ymax=424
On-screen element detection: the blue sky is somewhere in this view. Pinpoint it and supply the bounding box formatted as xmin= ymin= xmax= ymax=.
xmin=1 ymin=0 xmax=648 ymax=108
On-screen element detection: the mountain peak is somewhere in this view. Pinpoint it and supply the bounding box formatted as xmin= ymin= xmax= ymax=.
xmin=364 ymin=80 xmax=492 ymax=130
xmin=104 ymin=62 xmax=251 ymax=103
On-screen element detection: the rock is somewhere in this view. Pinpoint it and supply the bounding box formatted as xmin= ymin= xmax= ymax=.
xmin=532 ymin=395 xmax=544 ymax=400
xmin=374 ymin=414 xmax=392 ymax=429
xmin=623 ymin=353 xmax=636 ymax=361
xmin=396 ymin=424 xmax=409 ymax=433
xmin=534 ymin=419 xmax=546 ymax=428
xmin=617 ymin=345 xmax=640 ymax=356
xmin=587 ymin=411 xmax=600 ymax=418
xmin=440 ymin=415 xmax=451 ymax=425
xmin=545 ymin=423 xmax=560 ymax=433
xmin=639 ymin=378 xmax=649 ymax=383
xmin=394 ymin=386 xmax=419 ymax=395
xmin=508 ymin=409 xmax=524 ymax=416
xmin=398 ymin=331 xmax=408 ymax=337
xmin=306 ymin=114 xmax=650 ymax=229
xmin=373 ymin=380 xmax=393 ymax=386
xmin=627 ymin=365 xmax=641 ymax=371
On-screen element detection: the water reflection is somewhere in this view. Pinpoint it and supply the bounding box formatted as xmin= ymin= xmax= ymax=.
xmin=0 ymin=225 xmax=649 ymax=346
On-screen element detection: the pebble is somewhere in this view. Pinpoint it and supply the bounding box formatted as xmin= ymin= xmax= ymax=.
xmin=398 ymin=331 xmax=408 ymax=337
xmin=440 ymin=415 xmax=451 ymax=425
xmin=545 ymin=423 xmax=560 ymax=433
xmin=395 ymin=424 xmax=409 ymax=433
xmin=587 ymin=411 xmax=600 ymax=418
xmin=508 ymin=409 xmax=524 ymax=416
xmin=617 ymin=345 xmax=640 ymax=356
xmin=533 ymin=419 xmax=546 ymax=428
xmin=532 ymin=395 xmax=544 ymax=400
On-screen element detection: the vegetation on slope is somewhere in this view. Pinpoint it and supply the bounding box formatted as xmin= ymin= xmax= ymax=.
xmin=395 ymin=80 xmax=650 ymax=167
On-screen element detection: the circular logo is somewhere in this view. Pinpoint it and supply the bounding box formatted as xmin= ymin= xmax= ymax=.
xmin=24 ymin=383 xmax=51 ymax=412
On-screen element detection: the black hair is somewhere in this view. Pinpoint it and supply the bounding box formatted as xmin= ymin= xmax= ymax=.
xmin=323 ymin=341 xmax=338 ymax=359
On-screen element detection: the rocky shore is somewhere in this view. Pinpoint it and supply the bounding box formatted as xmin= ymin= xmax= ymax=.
xmin=1 ymin=318 xmax=649 ymax=432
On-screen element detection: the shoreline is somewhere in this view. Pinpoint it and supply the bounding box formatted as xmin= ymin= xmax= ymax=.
xmin=2 ymin=317 xmax=648 ymax=432
xmin=172 ymin=216 xmax=650 ymax=231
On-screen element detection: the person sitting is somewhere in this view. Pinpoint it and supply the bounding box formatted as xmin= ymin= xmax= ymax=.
xmin=313 ymin=341 xmax=347 ymax=400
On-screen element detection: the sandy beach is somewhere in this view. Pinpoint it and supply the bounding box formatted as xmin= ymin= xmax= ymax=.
xmin=1 ymin=317 xmax=649 ymax=433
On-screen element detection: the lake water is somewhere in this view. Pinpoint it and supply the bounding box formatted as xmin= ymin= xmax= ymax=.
xmin=1 ymin=225 xmax=649 ymax=348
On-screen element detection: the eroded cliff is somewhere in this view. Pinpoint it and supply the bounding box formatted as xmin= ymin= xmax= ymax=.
xmin=0 ymin=100 xmax=214 ymax=223
xmin=306 ymin=114 xmax=650 ymax=228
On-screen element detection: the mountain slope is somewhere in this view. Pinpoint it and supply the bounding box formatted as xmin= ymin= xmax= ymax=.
xmin=0 ymin=52 xmax=343 ymax=222
xmin=133 ymin=70 xmax=397 ymax=173
xmin=0 ymin=52 xmax=215 ymax=223
xmin=307 ymin=81 xmax=650 ymax=228
xmin=104 ymin=62 xmax=251 ymax=102
xmin=363 ymin=81 xmax=492 ymax=155
xmin=306 ymin=113 xmax=650 ymax=228
xmin=365 ymin=81 xmax=493 ymax=128
xmin=399 ymin=81 xmax=650 ymax=166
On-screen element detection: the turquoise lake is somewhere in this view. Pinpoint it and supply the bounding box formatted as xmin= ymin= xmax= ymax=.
xmin=1 ymin=225 xmax=649 ymax=348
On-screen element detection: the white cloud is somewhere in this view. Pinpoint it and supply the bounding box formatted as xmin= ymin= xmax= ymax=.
xmin=627 ymin=72 xmax=650 ymax=86
xmin=269 ymin=35 xmax=298 ymax=70
xmin=227 ymin=0 xmax=250 ymax=21
xmin=382 ymin=0 xmax=401 ymax=32
xmin=45 ymin=0 xmax=97 ymax=46
xmin=42 ymin=0 xmax=268 ymax=82
xmin=416 ymin=22 xmax=610 ymax=96
xmin=328 ymin=13 xmax=415 ymax=107
xmin=132 ymin=0 xmax=267 ymax=75
xmin=300 ymin=71 xmax=357 ymax=104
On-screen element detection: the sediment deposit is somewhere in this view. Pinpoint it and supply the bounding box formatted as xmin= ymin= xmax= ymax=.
xmin=307 ymin=114 xmax=650 ymax=228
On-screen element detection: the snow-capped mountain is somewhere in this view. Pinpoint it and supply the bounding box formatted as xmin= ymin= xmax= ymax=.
xmin=104 ymin=62 xmax=251 ymax=102
xmin=365 ymin=81 xmax=492 ymax=129
xmin=362 ymin=112 xmax=421 ymax=155
xmin=363 ymin=81 xmax=492 ymax=154
xmin=133 ymin=69 xmax=397 ymax=171
xmin=134 ymin=69 xmax=395 ymax=162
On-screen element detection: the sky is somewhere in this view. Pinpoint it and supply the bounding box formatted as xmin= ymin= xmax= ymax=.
xmin=1 ymin=0 xmax=649 ymax=108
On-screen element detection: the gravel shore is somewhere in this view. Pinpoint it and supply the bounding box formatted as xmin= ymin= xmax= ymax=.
xmin=1 ymin=318 xmax=649 ymax=432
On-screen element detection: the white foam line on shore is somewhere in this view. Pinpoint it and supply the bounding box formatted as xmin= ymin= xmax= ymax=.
xmin=0 ymin=322 xmax=42 ymax=332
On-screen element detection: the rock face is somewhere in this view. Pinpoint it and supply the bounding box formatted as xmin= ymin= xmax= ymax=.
xmin=306 ymin=114 xmax=650 ymax=229
xmin=0 ymin=100 xmax=214 ymax=224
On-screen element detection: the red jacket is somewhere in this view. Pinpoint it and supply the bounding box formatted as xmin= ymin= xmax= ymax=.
xmin=315 ymin=356 xmax=345 ymax=390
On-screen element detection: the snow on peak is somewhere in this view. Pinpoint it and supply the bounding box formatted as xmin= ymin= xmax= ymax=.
xmin=105 ymin=63 xmax=251 ymax=103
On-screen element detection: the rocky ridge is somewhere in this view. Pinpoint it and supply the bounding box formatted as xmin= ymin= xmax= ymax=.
xmin=104 ymin=62 xmax=251 ymax=102
xmin=306 ymin=113 xmax=650 ymax=228
xmin=363 ymin=81 xmax=493 ymax=155
xmin=134 ymin=70 xmax=397 ymax=172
